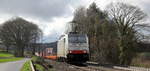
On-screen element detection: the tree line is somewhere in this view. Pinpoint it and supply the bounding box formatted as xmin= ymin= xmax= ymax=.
xmin=0 ymin=17 xmax=42 ymax=57
xmin=66 ymin=2 xmax=147 ymax=65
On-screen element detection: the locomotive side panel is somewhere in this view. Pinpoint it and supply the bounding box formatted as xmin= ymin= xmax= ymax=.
xmin=57 ymin=36 xmax=67 ymax=58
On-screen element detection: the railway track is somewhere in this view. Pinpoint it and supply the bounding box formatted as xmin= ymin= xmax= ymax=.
xmin=45 ymin=59 xmax=102 ymax=71
xmin=45 ymin=59 xmax=140 ymax=71
xmin=69 ymin=64 xmax=103 ymax=71
xmin=113 ymin=66 xmax=150 ymax=71
xmin=68 ymin=63 xmax=126 ymax=71
xmin=86 ymin=62 xmax=150 ymax=71
xmin=69 ymin=62 xmax=150 ymax=71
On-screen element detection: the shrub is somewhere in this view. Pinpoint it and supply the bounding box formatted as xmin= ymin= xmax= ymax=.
xmin=31 ymin=56 xmax=45 ymax=64
xmin=131 ymin=52 xmax=150 ymax=68
xmin=140 ymin=52 xmax=150 ymax=60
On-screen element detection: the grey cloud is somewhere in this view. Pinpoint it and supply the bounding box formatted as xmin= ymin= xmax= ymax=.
xmin=140 ymin=1 xmax=150 ymax=17
xmin=0 ymin=0 xmax=73 ymax=21
xmin=135 ymin=0 xmax=150 ymax=23
xmin=0 ymin=0 xmax=80 ymax=42
xmin=43 ymin=32 xmax=60 ymax=43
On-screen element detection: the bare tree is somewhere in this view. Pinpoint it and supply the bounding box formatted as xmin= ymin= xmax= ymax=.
xmin=0 ymin=17 xmax=42 ymax=57
xmin=0 ymin=25 xmax=11 ymax=52
xmin=71 ymin=6 xmax=87 ymax=33
xmin=106 ymin=2 xmax=147 ymax=65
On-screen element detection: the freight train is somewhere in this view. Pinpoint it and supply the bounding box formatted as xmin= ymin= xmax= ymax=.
xmin=36 ymin=32 xmax=89 ymax=63
xmin=57 ymin=32 xmax=89 ymax=63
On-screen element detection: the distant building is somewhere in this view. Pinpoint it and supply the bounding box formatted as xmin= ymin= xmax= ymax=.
xmin=34 ymin=41 xmax=57 ymax=55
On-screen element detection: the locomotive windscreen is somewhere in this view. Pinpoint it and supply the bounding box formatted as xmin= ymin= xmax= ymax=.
xmin=68 ymin=34 xmax=87 ymax=43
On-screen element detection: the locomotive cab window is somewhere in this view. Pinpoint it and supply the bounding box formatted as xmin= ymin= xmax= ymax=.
xmin=68 ymin=34 xmax=87 ymax=43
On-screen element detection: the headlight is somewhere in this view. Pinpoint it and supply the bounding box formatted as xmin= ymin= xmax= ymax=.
xmin=69 ymin=50 xmax=72 ymax=53
xmin=83 ymin=50 xmax=87 ymax=53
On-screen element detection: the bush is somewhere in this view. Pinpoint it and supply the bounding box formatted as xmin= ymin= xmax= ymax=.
xmin=140 ymin=52 xmax=150 ymax=60
xmin=131 ymin=52 xmax=150 ymax=68
xmin=31 ymin=56 xmax=45 ymax=64
xmin=24 ymin=51 xmax=33 ymax=58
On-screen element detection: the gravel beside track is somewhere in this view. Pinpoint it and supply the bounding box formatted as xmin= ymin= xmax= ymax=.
xmin=45 ymin=59 xmax=128 ymax=71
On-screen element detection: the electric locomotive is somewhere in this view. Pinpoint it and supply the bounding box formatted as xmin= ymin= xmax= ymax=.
xmin=57 ymin=32 xmax=89 ymax=63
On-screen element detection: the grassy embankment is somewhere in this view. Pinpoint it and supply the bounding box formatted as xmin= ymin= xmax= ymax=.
xmin=21 ymin=60 xmax=46 ymax=71
xmin=35 ymin=63 xmax=45 ymax=71
xmin=0 ymin=51 xmax=23 ymax=63
xmin=21 ymin=56 xmax=48 ymax=71
xmin=32 ymin=56 xmax=47 ymax=71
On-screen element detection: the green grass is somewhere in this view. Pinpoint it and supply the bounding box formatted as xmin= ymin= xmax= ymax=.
xmin=35 ymin=64 xmax=45 ymax=71
xmin=0 ymin=51 xmax=23 ymax=63
xmin=21 ymin=61 xmax=32 ymax=71
xmin=0 ymin=57 xmax=23 ymax=63
xmin=0 ymin=52 xmax=14 ymax=57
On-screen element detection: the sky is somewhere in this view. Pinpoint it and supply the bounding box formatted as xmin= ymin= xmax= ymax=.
xmin=0 ymin=0 xmax=149 ymax=43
